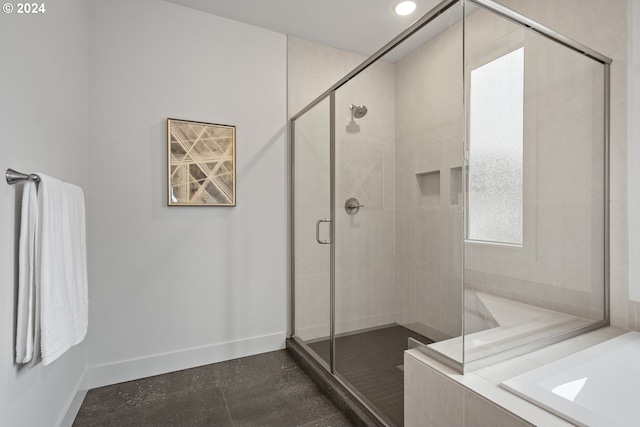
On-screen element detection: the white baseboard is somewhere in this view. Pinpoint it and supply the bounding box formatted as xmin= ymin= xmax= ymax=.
xmin=87 ymin=332 xmax=286 ymax=389
xmin=58 ymin=369 xmax=89 ymax=427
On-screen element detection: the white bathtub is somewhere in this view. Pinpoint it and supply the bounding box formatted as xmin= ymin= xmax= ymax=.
xmin=501 ymin=331 xmax=640 ymax=427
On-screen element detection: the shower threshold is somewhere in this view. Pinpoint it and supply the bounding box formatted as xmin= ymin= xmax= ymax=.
xmin=288 ymin=324 xmax=433 ymax=427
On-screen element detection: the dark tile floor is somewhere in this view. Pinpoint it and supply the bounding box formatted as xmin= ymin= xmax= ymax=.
xmin=307 ymin=325 xmax=433 ymax=427
xmin=73 ymin=350 xmax=357 ymax=427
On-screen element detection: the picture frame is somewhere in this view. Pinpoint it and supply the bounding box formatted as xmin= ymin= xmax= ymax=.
xmin=167 ymin=118 xmax=236 ymax=206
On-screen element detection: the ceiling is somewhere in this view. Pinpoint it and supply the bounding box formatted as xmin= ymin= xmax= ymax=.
xmin=162 ymin=0 xmax=444 ymax=59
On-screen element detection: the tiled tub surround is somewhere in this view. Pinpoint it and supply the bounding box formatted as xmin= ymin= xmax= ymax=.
xmin=404 ymin=326 xmax=627 ymax=427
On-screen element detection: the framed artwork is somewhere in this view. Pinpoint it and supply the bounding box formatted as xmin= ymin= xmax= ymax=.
xmin=167 ymin=118 xmax=236 ymax=206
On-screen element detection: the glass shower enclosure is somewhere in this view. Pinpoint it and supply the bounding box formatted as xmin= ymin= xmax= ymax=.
xmin=289 ymin=0 xmax=610 ymax=426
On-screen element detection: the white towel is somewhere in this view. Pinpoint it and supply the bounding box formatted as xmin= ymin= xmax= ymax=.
xmin=37 ymin=174 xmax=89 ymax=366
xmin=16 ymin=181 xmax=38 ymax=364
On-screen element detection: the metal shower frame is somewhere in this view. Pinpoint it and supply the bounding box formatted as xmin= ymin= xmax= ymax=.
xmin=288 ymin=0 xmax=611 ymax=418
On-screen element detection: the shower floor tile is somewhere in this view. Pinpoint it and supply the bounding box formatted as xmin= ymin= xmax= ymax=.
xmin=72 ymin=350 xmax=356 ymax=427
xmin=306 ymin=324 xmax=433 ymax=427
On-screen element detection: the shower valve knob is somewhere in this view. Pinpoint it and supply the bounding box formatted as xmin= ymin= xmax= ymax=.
xmin=345 ymin=197 xmax=364 ymax=215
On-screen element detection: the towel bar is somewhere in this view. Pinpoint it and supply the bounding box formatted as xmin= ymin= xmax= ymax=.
xmin=6 ymin=169 xmax=40 ymax=185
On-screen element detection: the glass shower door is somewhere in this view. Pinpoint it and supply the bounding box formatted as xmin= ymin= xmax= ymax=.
xmin=331 ymin=4 xmax=464 ymax=425
xmin=292 ymin=96 xmax=333 ymax=367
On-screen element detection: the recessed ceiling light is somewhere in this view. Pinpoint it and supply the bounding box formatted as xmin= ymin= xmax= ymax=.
xmin=394 ymin=0 xmax=417 ymax=16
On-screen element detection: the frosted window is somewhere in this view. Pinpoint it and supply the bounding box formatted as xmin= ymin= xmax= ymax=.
xmin=468 ymin=47 xmax=524 ymax=245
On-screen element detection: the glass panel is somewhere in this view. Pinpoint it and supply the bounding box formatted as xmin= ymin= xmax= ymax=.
xmin=293 ymin=97 xmax=331 ymax=354
xmin=463 ymin=5 xmax=606 ymax=364
xmin=390 ymin=1 xmax=466 ymax=368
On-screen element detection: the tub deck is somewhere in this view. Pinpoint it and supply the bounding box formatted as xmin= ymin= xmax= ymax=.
xmin=502 ymin=331 xmax=640 ymax=427
xmin=404 ymin=326 xmax=627 ymax=427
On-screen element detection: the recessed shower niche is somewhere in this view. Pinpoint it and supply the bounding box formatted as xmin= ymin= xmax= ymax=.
xmin=289 ymin=0 xmax=610 ymax=425
xmin=450 ymin=167 xmax=462 ymax=205
xmin=416 ymin=170 xmax=440 ymax=208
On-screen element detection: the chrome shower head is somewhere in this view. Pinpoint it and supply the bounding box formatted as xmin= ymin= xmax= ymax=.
xmin=350 ymin=104 xmax=368 ymax=119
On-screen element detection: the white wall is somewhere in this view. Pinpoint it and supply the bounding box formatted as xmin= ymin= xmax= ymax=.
xmin=0 ymin=0 xmax=91 ymax=425
xmin=87 ymin=0 xmax=287 ymax=386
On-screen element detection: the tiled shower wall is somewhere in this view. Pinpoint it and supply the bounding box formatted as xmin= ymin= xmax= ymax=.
xmin=289 ymin=0 xmax=634 ymax=341
xmin=334 ymin=63 xmax=398 ymax=334
xmin=491 ymin=0 xmax=633 ymax=332
xmin=465 ymin=0 xmax=629 ymax=328
xmin=462 ymin=8 xmax=606 ymax=321
xmin=394 ymin=15 xmax=465 ymax=340
xmin=466 ymin=5 xmax=604 ymax=320
xmin=394 ymin=3 xmax=622 ymax=343
xmin=288 ymin=37 xmax=398 ymax=339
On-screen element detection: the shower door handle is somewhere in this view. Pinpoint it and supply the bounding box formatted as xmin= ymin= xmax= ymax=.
xmin=315 ymin=218 xmax=331 ymax=244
